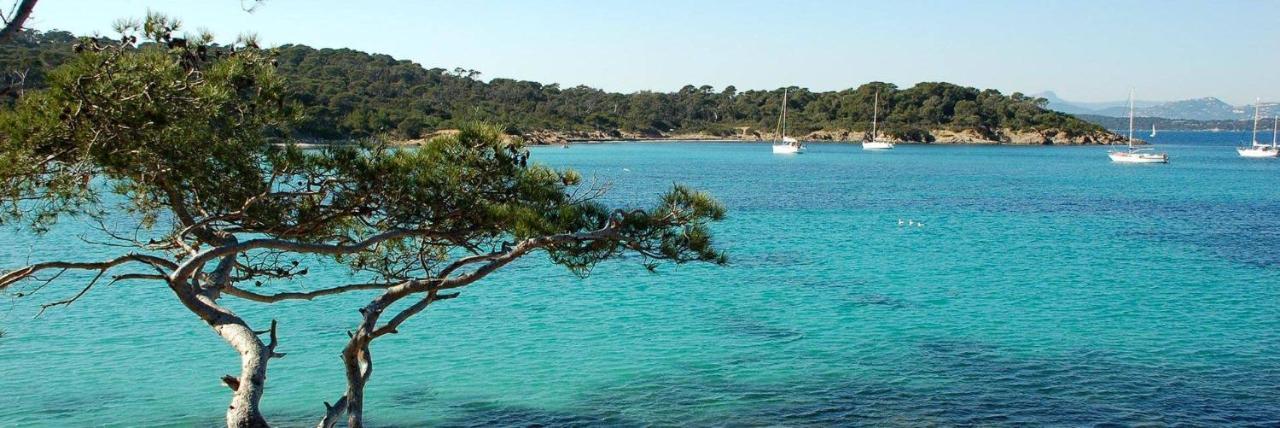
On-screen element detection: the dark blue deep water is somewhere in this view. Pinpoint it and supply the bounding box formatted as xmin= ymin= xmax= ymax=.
xmin=2 ymin=131 xmax=1278 ymax=426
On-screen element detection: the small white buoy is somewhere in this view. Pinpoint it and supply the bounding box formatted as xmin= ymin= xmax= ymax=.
xmin=916 ymin=222 xmax=924 ymax=228
xmin=897 ymin=219 xmax=905 ymax=226
xmin=622 ymin=168 xmax=631 ymax=172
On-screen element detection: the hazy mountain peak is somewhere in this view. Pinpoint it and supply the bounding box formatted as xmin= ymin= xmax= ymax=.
xmin=1041 ymin=91 xmax=1265 ymax=120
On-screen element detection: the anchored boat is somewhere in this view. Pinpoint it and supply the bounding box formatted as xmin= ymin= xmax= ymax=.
xmin=1109 ymin=90 xmax=1168 ymax=164
xmin=862 ymin=90 xmax=895 ymax=150
xmin=1237 ymin=99 xmax=1278 ymax=158
xmin=772 ymin=88 xmax=805 ymax=154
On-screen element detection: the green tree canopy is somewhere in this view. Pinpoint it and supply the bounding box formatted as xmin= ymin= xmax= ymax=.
xmin=0 ymin=14 xmax=724 ymax=428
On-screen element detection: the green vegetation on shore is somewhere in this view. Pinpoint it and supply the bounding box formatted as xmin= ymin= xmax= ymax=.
xmin=3 ymin=29 xmax=1110 ymax=143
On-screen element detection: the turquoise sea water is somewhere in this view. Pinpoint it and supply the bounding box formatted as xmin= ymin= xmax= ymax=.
xmin=2 ymin=132 xmax=1278 ymax=426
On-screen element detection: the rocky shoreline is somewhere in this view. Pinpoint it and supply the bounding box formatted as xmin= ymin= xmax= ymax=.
xmin=516 ymin=127 xmax=1131 ymax=146
xmin=331 ymin=127 xmax=1131 ymax=148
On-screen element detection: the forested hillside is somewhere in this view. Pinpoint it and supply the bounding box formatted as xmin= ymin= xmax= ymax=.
xmin=0 ymin=29 xmax=73 ymax=101
xmin=3 ymin=30 xmax=1112 ymax=143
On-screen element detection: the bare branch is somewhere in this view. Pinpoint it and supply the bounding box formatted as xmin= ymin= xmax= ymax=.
xmin=241 ymin=0 xmax=265 ymax=13
xmin=0 ymin=68 xmax=27 ymax=99
xmin=1 ymin=254 xmax=176 ymax=291
xmin=371 ymin=290 xmax=458 ymax=338
xmin=264 ymin=319 xmax=284 ymax=358
xmin=35 ymin=269 xmax=106 ymax=316
xmin=222 ymin=282 xmax=395 ymax=303
xmin=317 ymin=395 xmax=349 ymax=428
xmin=111 ymin=273 xmax=167 ymax=282
xmin=222 ymin=375 xmax=240 ymax=391
xmin=435 ymin=252 xmax=500 ymax=279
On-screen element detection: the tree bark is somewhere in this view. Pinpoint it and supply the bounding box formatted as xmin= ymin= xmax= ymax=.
xmin=175 ymin=290 xmax=275 ymax=428
xmin=342 ymin=339 xmax=372 ymax=428
xmin=223 ymin=322 xmax=271 ymax=428
xmin=168 ymin=247 xmax=278 ymax=428
xmin=0 ymin=0 xmax=38 ymax=43
xmin=340 ymin=297 xmax=386 ymax=428
xmin=328 ymin=288 xmax=404 ymax=427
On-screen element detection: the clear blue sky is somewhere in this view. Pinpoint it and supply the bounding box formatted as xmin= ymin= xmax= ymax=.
xmin=23 ymin=0 xmax=1280 ymax=104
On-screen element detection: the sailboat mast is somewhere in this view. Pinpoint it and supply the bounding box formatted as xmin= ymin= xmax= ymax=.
xmin=781 ymin=88 xmax=788 ymax=139
xmin=1252 ymin=98 xmax=1260 ymax=145
xmin=872 ymin=90 xmax=879 ymax=141
xmin=773 ymin=89 xmax=786 ymax=143
xmin=1273 ymin=116 xmax=1277 ymax=149
xmin=1128 ymin=89 xmax=1135 ymax=149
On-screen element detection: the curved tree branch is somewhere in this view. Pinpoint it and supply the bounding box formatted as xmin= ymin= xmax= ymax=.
xmin=35 ymin=269 xmax=106 ymax=316
xmin=370 ymin=289 xmax=457 ymax=338
xmin=223 ymin=281 xmax=396 ymax=303
xmin=0 ymin=253 xmax=176 ymax=291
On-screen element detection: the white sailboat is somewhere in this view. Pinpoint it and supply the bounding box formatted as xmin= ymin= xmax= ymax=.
xmin=1108 ymin=90 xmax=1168 ymax=164
xmin=862 ymin=90 xmax=895 ymax=150
xmin=1150 ymin=123 xmax=1157 ymax=138
xmin=771 ymin=88 xmax=805 ymax=154
xmin=1236 ymin=99 xmax=1278 ymax=158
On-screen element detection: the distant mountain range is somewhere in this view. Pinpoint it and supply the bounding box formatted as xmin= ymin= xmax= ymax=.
xmin=1035 ymin=91 xmax=1275 ymax=121
xmin=1074 ymin=115 xmax=1258 ymax=133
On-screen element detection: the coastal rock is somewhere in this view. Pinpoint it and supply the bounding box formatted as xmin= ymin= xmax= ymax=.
xmin=1004 ymin=129 xmax=1053 ymax=145
xmin=802 ymin=130 xmax=852 ymax=141
xmin=932 ymin=129 xmax=997 ymax=144
xmin=521 ymin=130 xmax=568 ymax=145
xmin=996 ymin=128 xmax=1128 ymax=145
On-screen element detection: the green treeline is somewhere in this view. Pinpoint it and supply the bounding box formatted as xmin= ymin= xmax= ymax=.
xmin=3 ymin=30 xmax=1106 ymax=141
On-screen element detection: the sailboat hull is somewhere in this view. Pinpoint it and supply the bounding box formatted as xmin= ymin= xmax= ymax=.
xmin=1109 ymin=151 xmax=1168 ymax=163
xmin=773 ymin=144 xmax=804 ymax=154
xmin=1237 ymin=146 xmax=1279 ymax=158
xmin=862 ymin=141 xmax=895 ymax=150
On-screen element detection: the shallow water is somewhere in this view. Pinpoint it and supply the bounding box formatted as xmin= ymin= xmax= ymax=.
xmin=2 ymin=132 xmax=1278 ymax=426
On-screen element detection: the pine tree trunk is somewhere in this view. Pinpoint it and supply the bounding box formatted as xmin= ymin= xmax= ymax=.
xmin=343 ymin=340 xmax=372 ymax=428
xmin=223 ymin=323 xmax=271 ymax=428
